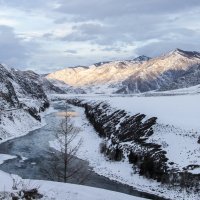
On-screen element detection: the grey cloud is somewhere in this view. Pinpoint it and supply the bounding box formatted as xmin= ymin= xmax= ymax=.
xmin=54 ymin=0 xmax=200 ymax=51
xmin=60 ymin=22 xmax=134 ymax=46
xmin=60 ymin=23 xmax=102 ymax=42
xmin=2 ymin=0 xmax=200 ymax=17
xmin=72 ymin=23 xmax=106 ymax=35
xmin=0 ymin=25 xmax=39 ymax=68
xmin=101 ymin=46 xmax=123 ymax=52
xmin=135 ymin=38 xmax=200 ymax=58
xmin=56 ymin=0 xmax=200 ymax=20
xmin=0 ymin=0 xmax=54 ymax=11
xmin=64 ymin=50 xmax=78 ymax=54
xmin=54 ymin=17 xmax=69 ymax=24
xmin=42 ymin=33 xmax=54 ymax=38
xmin=0 ymin=0 xmax=200 ymax=72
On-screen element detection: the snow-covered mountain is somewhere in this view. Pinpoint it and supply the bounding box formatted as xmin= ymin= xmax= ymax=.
xmin=46 ymin=49 xmax=200 ymax=94
xmin=0 ymin=64 xmax=51 ymax=141
xmin=0 ymin=64 xmax=68 ymax=111
xmin=0 ymin=65 xmax=49 ymax=111
xmin=0 ymin=65 xmax=19 ymax=109
xmin=48 ymin=78 xmax=86 ymax=94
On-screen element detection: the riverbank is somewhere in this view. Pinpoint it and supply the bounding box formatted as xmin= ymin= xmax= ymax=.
xmin=0 ymin=101 xmax=165 ymax=200
xmin=0 ymin=105 xmax=57 ymax=144
xmin=0 ymin=169 xmax=147 ymax=200
xmin=50 ymin=101 xmax=198 ymax=200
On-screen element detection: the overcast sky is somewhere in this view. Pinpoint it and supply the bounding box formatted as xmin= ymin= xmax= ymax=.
xmin=0 ymin=0 xmax=200 ymax=73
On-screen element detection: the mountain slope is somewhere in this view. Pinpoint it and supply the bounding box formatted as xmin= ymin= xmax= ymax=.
xmin=47 ymin=61 xmax=141 ymax=87
xmin=46 ymin=49 xmax=200 ymax=94
xmin=0 ymin=65 xmax=19 ymax=109
xmin=0 ymin=64 xmax=50 ymax=141
xmin=122 ymin=49 xmax=200 ymax=93
xmin=46 ymin=56 xmax=151 ymax=91
xmin=0 ymin=65 xmax=51 ymax=112
xmin=15 ymin=70 xmax=66 ymax=95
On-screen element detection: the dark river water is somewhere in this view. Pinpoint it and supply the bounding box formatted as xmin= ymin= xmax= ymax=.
xmin=0 ymin=101 xmax=169 ymax=200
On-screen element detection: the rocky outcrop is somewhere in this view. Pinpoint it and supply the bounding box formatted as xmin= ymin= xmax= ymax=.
xmin=67 ymin=98 xmax=200 ymax=189
xmin=0 ymin=65 xmax=20 ymax=109
xmin=0 ymin=64 xmax=50 ymax=120
xmin=67 ymin=98 xmax=170 ymax=182
xmin=159 ymin=64 xmax=200 ymax=91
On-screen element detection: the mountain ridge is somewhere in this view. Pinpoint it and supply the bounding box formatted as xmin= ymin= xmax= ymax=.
xmin=46 ymin=48 xmax=200 ymax=94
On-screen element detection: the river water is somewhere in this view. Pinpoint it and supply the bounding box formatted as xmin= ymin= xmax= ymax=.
xmin=0 ymin=101 xmax=168 ymax=200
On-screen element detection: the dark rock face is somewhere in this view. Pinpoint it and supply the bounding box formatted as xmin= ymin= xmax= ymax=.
xmin=94 ymin=61 xmax=111 ymax=67
xmin=159 ymin=64 xmax=200 ymax=91
xmin=121 ymin=67 xmax=200 ymax=93
xmin=12 ymin=70 xmax=65 ymax=96
xmin=174 ymin=48 xmax=200 ymax=59
xmin=25 ymin=107 xmax=41 ymax=122
xmin=10 ymin=69 xmax=50 ymax=115
xmin=132 ymin=55 xmax=151 ymax=62
xmin=12 ymin=70 xmax=48 ymax=101
xmin=67 ymin=99 xmax=170 ymax=182
xmin=116 ymin=49 xmax=200 ymax=93
xmin=0 ymin=65 xmax=50 ymax=120
xmin=11 ymin=188 xmax=43 ymax=200
xmin=0 ymin=65 xmax=20 ymax=109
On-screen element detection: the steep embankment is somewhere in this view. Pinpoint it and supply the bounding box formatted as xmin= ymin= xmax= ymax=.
xmin=0 ymin=64 xmax=52 ymax=141
xmin=67 ymin=98 xmax=200 ymax=193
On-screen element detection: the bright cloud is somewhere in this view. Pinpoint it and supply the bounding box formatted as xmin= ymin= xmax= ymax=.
xmin=0 ymin=0 xmax=199 ymax=73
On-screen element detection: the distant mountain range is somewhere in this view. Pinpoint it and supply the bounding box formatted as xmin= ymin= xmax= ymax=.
xmin=1 ymin=48 xmax=200 ymax=112
xmin=46 ymin=49 xmax=200 ymax=94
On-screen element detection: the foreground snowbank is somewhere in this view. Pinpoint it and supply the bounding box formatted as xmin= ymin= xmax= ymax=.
xmin=0 ymin=170 xmax=146 ymax=200
xmin=37 ymin=180 xmax=146 ymax=200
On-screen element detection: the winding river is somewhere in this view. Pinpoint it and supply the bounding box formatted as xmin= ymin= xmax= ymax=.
xmin=0 ymin=101 xmax=168 ymax=200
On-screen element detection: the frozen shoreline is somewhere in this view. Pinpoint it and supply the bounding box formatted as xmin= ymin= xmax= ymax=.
xmin=0 ymin=106 xmax=57 ymax=144
xmin=50 ymin=102 xmax=199 ymax=200
xmin=0 ymin=103 xmax=147 ymax=200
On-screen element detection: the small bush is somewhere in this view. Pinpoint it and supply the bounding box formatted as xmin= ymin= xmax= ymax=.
xmin=99 ymin=140 xmax=107 ymax=154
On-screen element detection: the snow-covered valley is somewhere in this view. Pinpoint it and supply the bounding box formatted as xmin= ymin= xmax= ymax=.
xmin=56 ymin=92 xmax=199 ymax=200
xmin=1 ymin=0 xmax=200 ymax=197
xmin=1 ymin=49 xmax=200 ymax=199
xmin=1 ymin=92 xmax=200 ymax=199
xmin=98 ymin=94 xmax=199 ymax=170
xmin=0 ymin=101 xmax=157 ymax=200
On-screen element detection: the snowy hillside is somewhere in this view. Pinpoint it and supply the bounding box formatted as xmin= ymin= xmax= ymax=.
xmin=0 ymin=64 xmax=54 ymax=142
xmin=1 ymin=50 xmax=200 ymax=200
xmin=0 ymin=109 xmax=43 ymax=141
xmin=55 ymin=92 xmax=200 ymax=199
xmin=0 ymin=64 xmax=49 ymax=111
xmin=48 ymin=78 xmax=86 ymax=94
xmin=98 ymin=94 xmax=200 ymax=172
xmin=74 ymin=94 xmax=200 ymax=172
xmin=46 ymin=49 xmax=200 ymax=94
